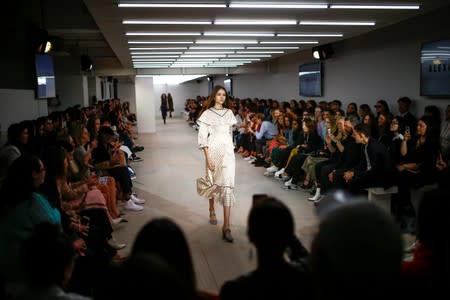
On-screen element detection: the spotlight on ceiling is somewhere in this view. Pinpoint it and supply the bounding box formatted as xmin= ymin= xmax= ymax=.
xmin=312 ymin=44 xmax=334 ymax=60
xmin=81 ymin=55 xmax=93 ymax=72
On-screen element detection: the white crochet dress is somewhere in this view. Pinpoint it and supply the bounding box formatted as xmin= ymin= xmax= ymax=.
xmin=197 ymin=108 xmax=237 ymax=206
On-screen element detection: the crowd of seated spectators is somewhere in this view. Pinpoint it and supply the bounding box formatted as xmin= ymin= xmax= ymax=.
xmin=0 ymin=98 xmax=147 ymax=299
xmin=187 ymin=96 xmax=450 ymax=232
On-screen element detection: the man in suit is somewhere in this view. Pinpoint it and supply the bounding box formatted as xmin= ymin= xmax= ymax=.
xmin=397 ymin=97 xmax=417 ymax=136
xmin=340 ymin=123 xmax=390 ymax=194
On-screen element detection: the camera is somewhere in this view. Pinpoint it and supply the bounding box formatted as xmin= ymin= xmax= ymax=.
xmin=405 ymin=126 xmax=410 ymax=134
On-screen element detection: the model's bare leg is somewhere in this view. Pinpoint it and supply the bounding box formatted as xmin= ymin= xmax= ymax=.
xmin=209 ymin=198 xmax=217 ymax=225
xmin=222 ymin=205 xmax=234 ymax=242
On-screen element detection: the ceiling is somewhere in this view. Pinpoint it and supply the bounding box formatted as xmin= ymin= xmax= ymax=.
xmin=41 ymin=0 xmax=450 ymax=78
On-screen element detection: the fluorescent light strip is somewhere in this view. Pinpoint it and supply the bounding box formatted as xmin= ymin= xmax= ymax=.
xmin=214 ymin=20 xmax=297 ymax=25
xmin=300 ymin=21 xmax=375 ymax=26
xmin=132 ymin=60 xmax=176 ymax=62
xmin=330 ymin=5 xmax=420 ymax=10
xmin=128 ymin=41 xmax=194 ymax=44
xmin=260 ymin=41 xmax=318 ymax=44
xmin=277 ymin=33 xmax=343 ymax=37
xmin=219 ymin=59 xmax=258 ymax=61
xmin=131 ymin=55 xmax=179 ymax=58
xmin=123 ymin=20 xmax=212 ymax=25
xmin=130 ymin=52 xmax=183 ymax=55
xmin=134 ymin=65 xmax=170 ymax=68
xmin=130 ymin=47 xmax=188 ymax=50
xmin=119 ymin=3 xmax=226 ymax=8
xmin=126 ymin=32 xmax=201 ymax=36
xmin=229 ymin=4 xmax=328 ymax=9
xmin=189 ymin=46 xmax=245 ymax=50
xmin=228 ymin=54 xmax=271 ymax=58
xmin=184 ymin=51 xmax=235 ymax=54
xmin=247 ymin=46 xmax=299 ymax=50
xmin=204 ymin=32 xmax=274 ymax=37
xmin=235 ymin=51 xmax=284 ymax=54
xmin=195 ymin=40 xmax=258 ymax=44
xmin=181 ymin=54 xmax=226 ymax=57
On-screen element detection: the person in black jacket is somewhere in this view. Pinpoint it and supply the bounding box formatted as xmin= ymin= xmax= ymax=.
xmin=337 ymin=123 xmax=390 ymax=194
xmin=397 ymin=97 xmax=417 ymax=137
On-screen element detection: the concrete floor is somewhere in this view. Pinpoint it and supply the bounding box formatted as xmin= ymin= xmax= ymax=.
xmin=113 ymin=117 xmax=321 ymax=293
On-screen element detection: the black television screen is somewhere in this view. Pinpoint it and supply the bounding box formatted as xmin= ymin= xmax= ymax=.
xmin=224 ymin=78 xmax=233 ymax=96
xmin=35 ymin=54 xmax=56 ymax=99
xmin=420 ymin=39 xmax=450 ymax=97
xmin=299 ymin=62 xmax=322 ymax=97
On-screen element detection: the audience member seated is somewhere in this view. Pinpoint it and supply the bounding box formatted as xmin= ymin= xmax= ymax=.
xmin=0 ymin=156 xmax=61 ymax=298
xmin=131 ymin=218 xmax=219 ymax=300
xmin=20 ymin=222 xmax=92 ymax=300
xmin=96 ymin=253 xmax=196 ymax=300
xmin=220 ymin=196 xmax=313 ymax=300
xmin=401 ymin=188 xmax=450 ymax=300
xmin=309 ymin=199 xmax=403 ymax=300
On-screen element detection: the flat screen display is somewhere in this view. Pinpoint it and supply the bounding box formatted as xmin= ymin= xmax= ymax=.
xmin=420 ymin=39 xmax=450 ymax=97
xmin=35 ymin=54 xmax=56 ymax=99
xmin=299 ymin=62 xmax=322 ymax=97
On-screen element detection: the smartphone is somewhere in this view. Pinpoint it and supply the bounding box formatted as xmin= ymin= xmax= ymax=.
xmin=81 ymin=216 xmax=90 ymax=226
xmin=405 ymin=126 xmax=410 ymax=134
xmin=252 ymin=194 xmax=268 ymax=207
xmin=327 ymin=128 xmax=331 ymax=135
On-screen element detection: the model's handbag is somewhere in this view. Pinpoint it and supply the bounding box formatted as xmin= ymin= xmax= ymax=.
xmin=196 ymin=164 xmax=213 ymax=197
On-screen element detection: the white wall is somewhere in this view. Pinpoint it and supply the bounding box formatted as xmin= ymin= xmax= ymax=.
xmin=135 ymin=77 xmax=156 ymax=133
xmin=0 ymin=89 xmax=48 ymax=134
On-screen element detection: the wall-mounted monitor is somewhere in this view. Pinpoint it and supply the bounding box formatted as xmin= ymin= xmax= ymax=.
xmin=299 ymin=61 xmax=322 ymax=97
xmin=224 ymin=77 xmax=233 ymax=96
xmin=35 ymin=54 xmax=56 ymax=99
xmin=420 ymin=39 xmax=450 ymax=97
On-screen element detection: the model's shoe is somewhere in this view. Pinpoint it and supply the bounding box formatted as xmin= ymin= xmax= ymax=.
xmin=284 ymin=178 xmax=293 ymax=186
xmin=308 ymin=188 xmax=321 ymax=201
xmin=222 ymin=228 xmax=234 ymax=243
xmin=209 ymin=211 xmax=218 ymax=225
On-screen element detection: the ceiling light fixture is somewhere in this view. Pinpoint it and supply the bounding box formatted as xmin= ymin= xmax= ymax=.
xmin=131 ymin=55 xmax=180 ymax=58
xmin=119 ymin=3 xmax=226 ymax=8
xmin=235 ymin=51 xmax=284 ymax=54
xmin=300 ymin=21 xmax=375 ymax=26
xmin=129 ymin=47 xmax=188 ymax=50
xmin=204 ymin=32 xmax=275 ymax=37
xmin=128 ymin=41 xmax=194 ymax=44
xmin=184 ymin=51 xmax=235 ymax=54
xmin=214 ymin=20 xmax=297 ymax=25
xmin=123 ymin=20 xmax=212 ymax=25
xmin=277 ymin=33 xmax=343 ymax=37
xmin=227 ymin=54 xmax=271 ymax=58
xmin=130 ymin=52 xmax=183 ymax=55
xmin=247 ymin=46 xmax=299 ymax=50
xmin=330 ymin=5 xmax=420 ymax=10
xmin=229 ymin=3 xmax=328 ymax=9
xmin=126 ymin=32 xmax=201 ymax=36
xmin=195 ymin=40 xmax=258 ymax=44
xmin=189 ymin=46 xmax=245 ymax=50
xmin=260 ymin=41 xmax=318 ymax=44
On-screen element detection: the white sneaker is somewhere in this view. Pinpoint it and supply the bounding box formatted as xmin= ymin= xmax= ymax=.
xmin=131 ymin=194 xmax=145 ymax=204
xmin=244 ymin=155 xmax=255 ymax=161
xmin=112 ymin=217 xmax=123 ymax=225
xmin=274 ymin=168 xmax=285 ymax=177
xmin=266 ymin=165 xmax=278 ymax=173
xmin=125 ymin=199 xmax=144 ymax=211
xmin=284 ymin=178 xmax=293 ymax=186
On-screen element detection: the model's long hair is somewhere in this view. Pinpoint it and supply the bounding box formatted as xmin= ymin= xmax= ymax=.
xmin=199 ymin=85 xmax=232 ymax=116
